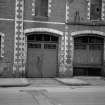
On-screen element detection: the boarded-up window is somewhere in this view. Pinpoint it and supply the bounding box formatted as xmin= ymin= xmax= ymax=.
xmin=90 ymin=0 xmax=102 ymax=20
xmin=35 ymin=0 xmax=48 ymax=17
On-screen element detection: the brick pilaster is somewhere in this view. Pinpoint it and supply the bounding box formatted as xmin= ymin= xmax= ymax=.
xmin=13 ymin=0 xmax=24 ymax=77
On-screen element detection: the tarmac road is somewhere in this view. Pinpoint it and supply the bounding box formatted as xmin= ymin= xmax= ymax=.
xmin=0 ymin=77 xmax=105 ymax=105
xmin=0 ymin=85 xmax=105 ymax=105
xmin=47 ymin=86 xmax=105 ymax=105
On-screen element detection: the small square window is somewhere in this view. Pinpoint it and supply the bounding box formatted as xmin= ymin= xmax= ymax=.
xmin=35 ymin=0 xmax=48 ymax=17
xmin=90 ymin=0 xmax=102 ymax=21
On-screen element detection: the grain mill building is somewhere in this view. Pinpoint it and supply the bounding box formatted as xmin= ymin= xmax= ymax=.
xmin=0 ymin=0 xmax=105 ymax=77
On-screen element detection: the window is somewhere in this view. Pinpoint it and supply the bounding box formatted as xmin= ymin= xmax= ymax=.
xmin=0 ymin=0 xmax=10 ymax=15
xmin=90 ymin=0 xmax=102 ymax=20
xmin=44 ymin=44 xmax=57 ymax=49
xmin=28 ymin=43 xmax=41 ymax=48
xmin=27 ymin=34 xmax=58 ymax=42
xmin=35 ymin=0 xmax=48 ymax=17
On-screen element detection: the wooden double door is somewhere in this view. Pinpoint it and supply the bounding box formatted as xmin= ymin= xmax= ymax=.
xmin=26 ymin=34 xmax=58 ymax=77
xmin=73 ymin=35 xmax=104 ymax=76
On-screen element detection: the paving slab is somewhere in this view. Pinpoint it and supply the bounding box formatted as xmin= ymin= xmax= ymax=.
xmin=74 ymin=76 xmax=105 ymax=86
xmin=28 ymin=78 xmax=63 ymax=87
xmin=0 ymin=78 xmax=30 ymax=87
xmin=55 ymin=78 xmax=90 ymax=86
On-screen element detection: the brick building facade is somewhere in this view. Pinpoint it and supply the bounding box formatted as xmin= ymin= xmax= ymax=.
xmin=0 ymin=0 xmax=105 ymax=77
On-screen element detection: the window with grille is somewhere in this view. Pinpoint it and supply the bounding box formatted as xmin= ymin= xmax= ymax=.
xmin=35 ymin=0 xmax=48 ymax=17
xmin=44 ymin=44 xmax=57 ymax=49
xmin=90 ymin=0 xmax=102 ymax=21
xmin=74 ymin=35 xmax=104 ymax=50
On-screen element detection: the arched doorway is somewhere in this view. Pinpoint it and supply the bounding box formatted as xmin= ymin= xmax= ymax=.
xmin=73 ymin=34 xmax=104 ymax=76
xmin=26 ymin=32 xmax=59 ymax=77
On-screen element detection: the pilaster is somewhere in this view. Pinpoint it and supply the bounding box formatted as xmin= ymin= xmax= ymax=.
xmin=102 ymin=0 xmax=105 ymax=20
xmin=48 ymin=0 xmax=52 ymax=17
xmin=64 ymin=26 xmax=73 ymax=77
xmin=32 ymin=0 xmax=35 ymax=16
xmin=59 ymin=31 xmax=65 ymax=77
xmin=87 ymin=0 xmax=90 ymax=20
xmin=13 ymin=0 xmax=24 ymax=77
xmin=66 ymin=0 xmax=70 ymax=22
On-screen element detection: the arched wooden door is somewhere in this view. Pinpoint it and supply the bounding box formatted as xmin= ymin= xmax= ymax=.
xmin=73 ymin=35 xmax=104 ymax=76
xmin=26 ymin=33 xmax=58 ymax=78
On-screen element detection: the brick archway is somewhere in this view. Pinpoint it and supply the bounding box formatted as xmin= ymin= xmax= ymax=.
xmin=24 ymin=28 xmax=63 ymax=36
xmin=71 ymin=30 xmax=105 ymax=36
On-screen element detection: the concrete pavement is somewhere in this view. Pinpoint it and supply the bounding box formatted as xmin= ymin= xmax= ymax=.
xmin=27 ymin=78 xmax=63 ymax=87
xmin=0 ymin=78 xmax=29 ymax=87
xmin=74 ymin=76 xmax=105 ymax=86
xmin=55 ymin=78 xmax=90 ymax=86
xmin=0 ymin=77 xmax=104 ymax=87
